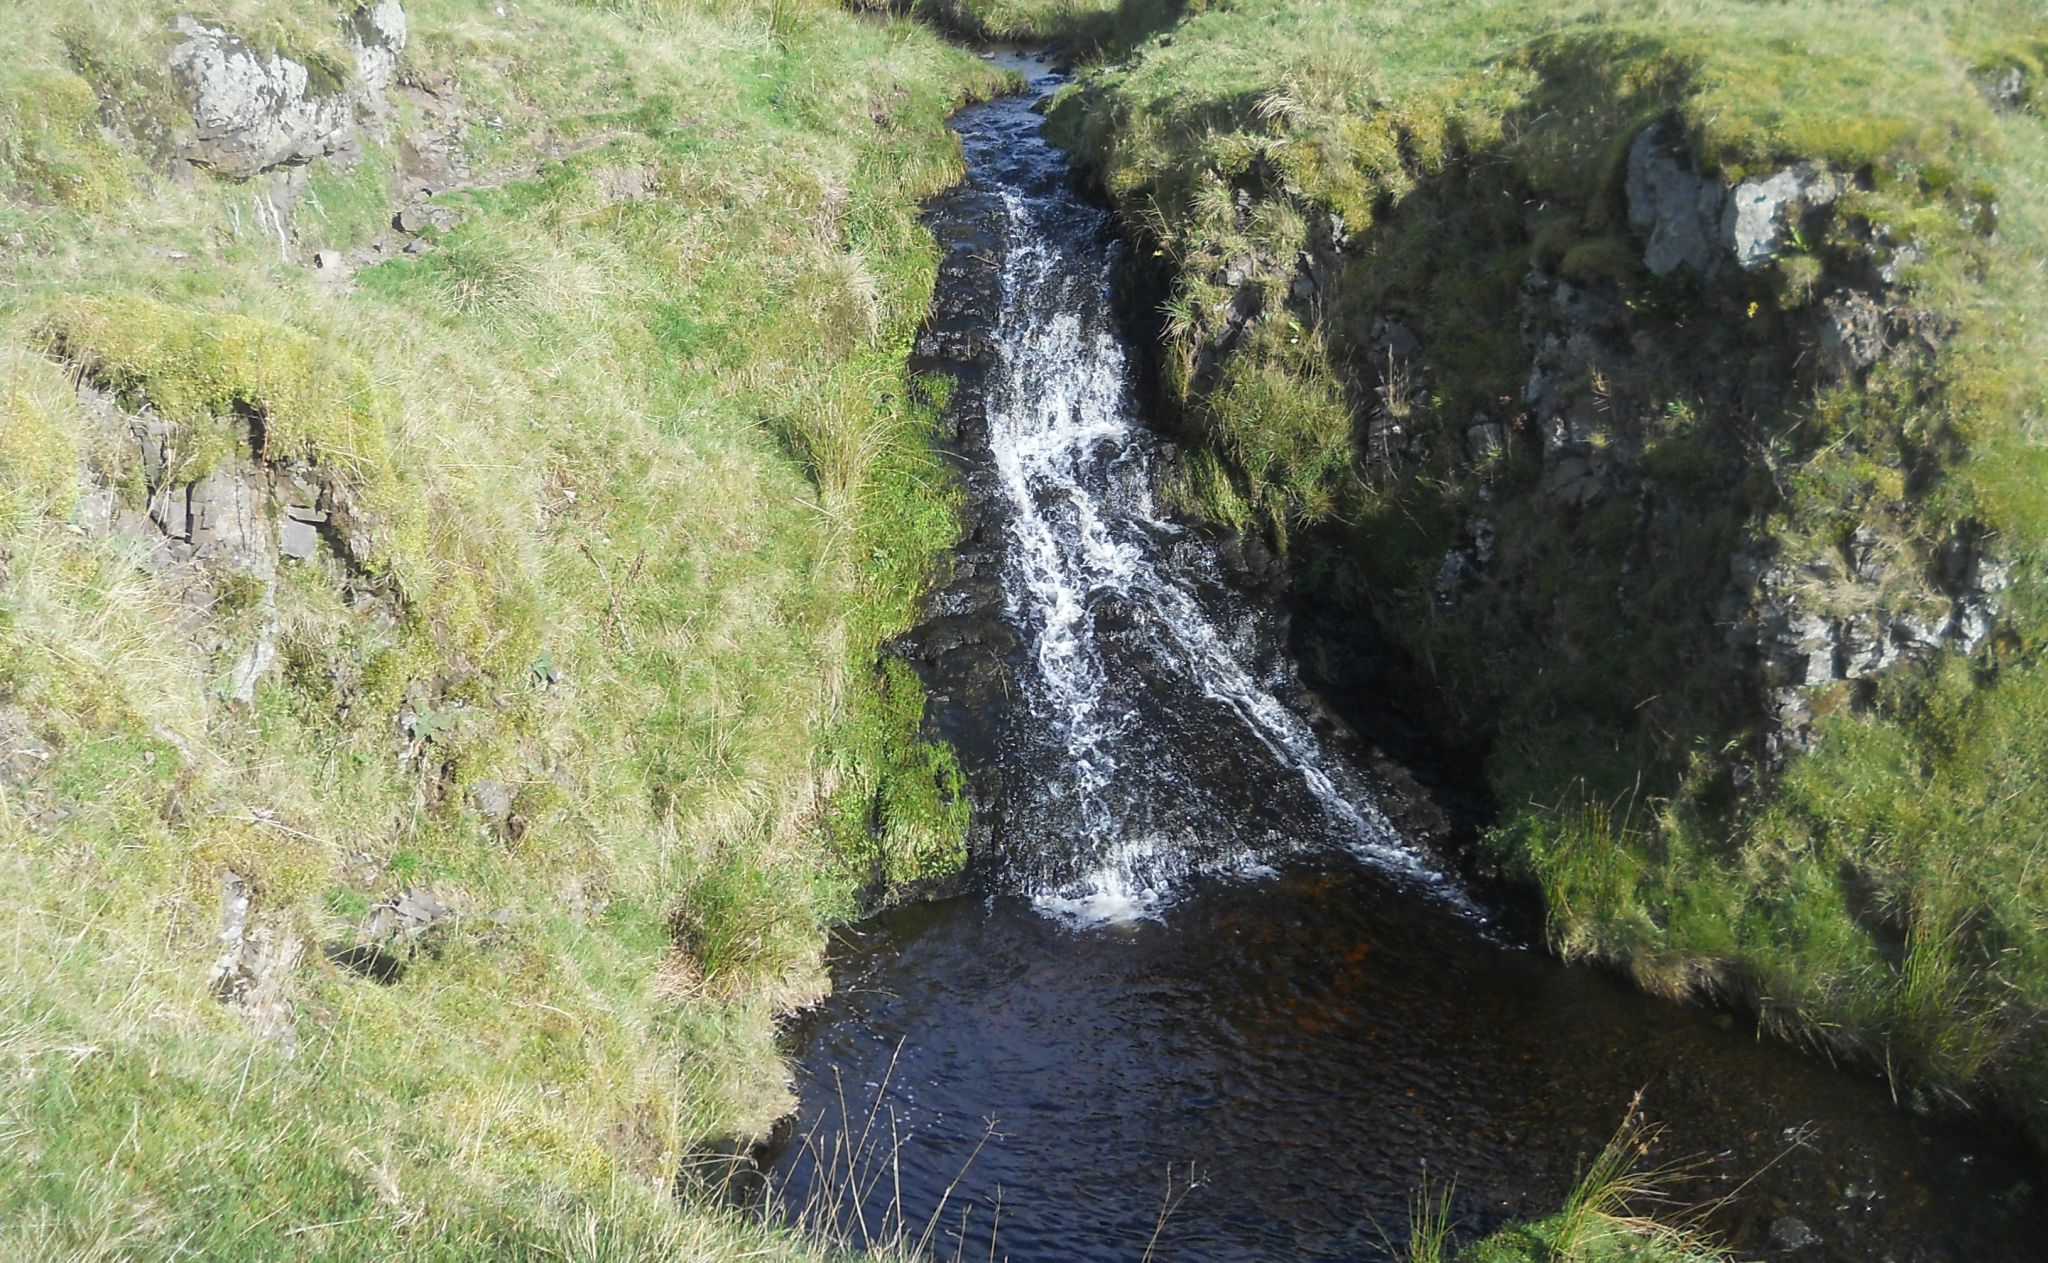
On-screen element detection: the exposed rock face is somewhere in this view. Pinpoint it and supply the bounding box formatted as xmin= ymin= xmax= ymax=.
xmin=1980 ymin=63 xmax=2033 ymax=111
xmin=168 ymin=3 xmax=408 ymax=178
xmin=1720 ymin=528 xmax=2011 ymax=754
xmin=0 ymin=706 xmax=52 ymax=789
xmin=1626 ymin=122 xmax=1727 ymax=277
xmin=69 ymin=382 xmax=375 ymax=709
xmin=1724 ymin=163 xmax=1848 ymax=270
xmin=365 ymin=886 xmax=452 ymax=942
xmin=1354 ymin=123 xmax=1986 ymax=764
xmin=210 ymin=871 xmax=303 ymax=1048
xmin=1625 ymin=120 xmax=1847 ymax=277
xmin=1817 ymin=289 xmax=1889 ymax=379
xmin=349 ymin=0 xmax=409 ymax=95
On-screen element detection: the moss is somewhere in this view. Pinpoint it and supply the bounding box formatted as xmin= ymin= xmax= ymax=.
xmin=824 ymin=655 xmax=970 ymax=898
xmin=0 ymin=362 xmax=81 ymax=533
xmin=0 ymin=66 xmax=132 ymax=210
xmin=42 ymin=295 xmax=391 ymax=485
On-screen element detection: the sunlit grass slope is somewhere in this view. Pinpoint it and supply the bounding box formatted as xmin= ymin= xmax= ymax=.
xmin=0 ymin=0 xmax=1003 ymax=1255
xmin=1047 ymin=0 xmax=2048 ymax=1139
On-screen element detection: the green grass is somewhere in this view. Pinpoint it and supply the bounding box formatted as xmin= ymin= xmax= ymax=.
xmin=898 ymin=0 xmax=1126 ymax=44
xmin=0 ymin=0 xmax=1005 ymax=1255
xmin=1454 ymin=1103 xmax=1724 ymax=1263
xmin=1043 ymin=0 xmax=2048 ymax=1144
xmin=1391 ymin=1102 xmax=1725 ymax=1263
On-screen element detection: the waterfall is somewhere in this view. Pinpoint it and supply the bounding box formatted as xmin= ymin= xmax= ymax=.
xmin=951 ymin=60 xmax=1472 ymax=926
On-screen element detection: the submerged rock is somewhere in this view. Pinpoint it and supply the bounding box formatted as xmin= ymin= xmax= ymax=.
xmin=1769 ymin=1215 xmax=1821 ymax=1251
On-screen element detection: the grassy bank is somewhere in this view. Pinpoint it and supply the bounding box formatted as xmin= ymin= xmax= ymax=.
xmin=0 ymin=0 xmax=1002 ymax=1255
xmin=1041 ymin=0 xmax=2048 ymax=1140
xmin=892 ymin=0 xmax=1114 ymax=44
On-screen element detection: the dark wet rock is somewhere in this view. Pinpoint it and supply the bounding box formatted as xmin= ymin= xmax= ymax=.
xmin=1377 ymin=318 xmax=1422 ymax=364
xmin=1464 ymin=417 xmax=1507 ymax=462
xmin=1433 ymin=548 xmax=1475 ymax=611
xmin=1540 ymin=452 xmax=1613 ymax=506
xmin=1214 ymin=284 xmax=1263 ymax=351
xmin=1213 ymin=529 xmax=1282 ymax=591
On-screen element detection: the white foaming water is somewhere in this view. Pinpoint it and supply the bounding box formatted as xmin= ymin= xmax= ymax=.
xmin=972 ymin=186 xmax=1476 ymax=927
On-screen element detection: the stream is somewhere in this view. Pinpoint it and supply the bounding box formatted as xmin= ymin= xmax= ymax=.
xmin=767 ymin=53 xmax=2048 ymax=1262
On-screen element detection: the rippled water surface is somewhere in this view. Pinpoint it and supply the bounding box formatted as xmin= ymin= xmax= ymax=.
xmin=768 ymin=53 xmax=2048 ymax=1262
xmin=777 ymin=869 xmax=2044 ymax=1261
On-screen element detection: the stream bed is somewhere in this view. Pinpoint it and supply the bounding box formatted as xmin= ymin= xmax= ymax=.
xmin=767 ymin=53 xmax=2048 ymax=1262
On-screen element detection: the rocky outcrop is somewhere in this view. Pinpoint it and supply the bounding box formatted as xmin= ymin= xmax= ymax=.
xmin=1724 ymin=162 xmax=1848 ymax=270
xmin=1624 ymin=122 xmax=1728 ymax=277
xmin=364 ymin=886 xmax=453 ymax=943
xmin=69 ymin=382 xmax=375 ymax=707
xmin=210 ymin=870 xmax=303 ymax=1048
xmin=1355 ymin=122 xmax=1982 ymax=765
xmin=1724 ymin=525 xmax=2011 ymax=754
xmin=1624 ymin=121 xmax=1848 ymax=278
xmin=1979 ymin=62 xmax=2034 ymax=112
xmin=168 ymin=1 xmax=407 ymax=178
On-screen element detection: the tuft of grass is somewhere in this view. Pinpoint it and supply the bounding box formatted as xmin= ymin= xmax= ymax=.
xmin=0 ymin=352 xmax=82 ymax=533
xmin=1460 ymin=1100 xmax=1726 ymax=1263
xmin=1404 ymin=1173 xmax=1458 ymax=1263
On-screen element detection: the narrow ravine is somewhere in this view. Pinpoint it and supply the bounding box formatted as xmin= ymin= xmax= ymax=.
xmin=769 ymin=54 xmax=2048 ymax=1262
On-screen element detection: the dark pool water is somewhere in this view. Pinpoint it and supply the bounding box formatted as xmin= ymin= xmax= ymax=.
xmin=772 ymin=860 xmax=2044 ymax=1262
